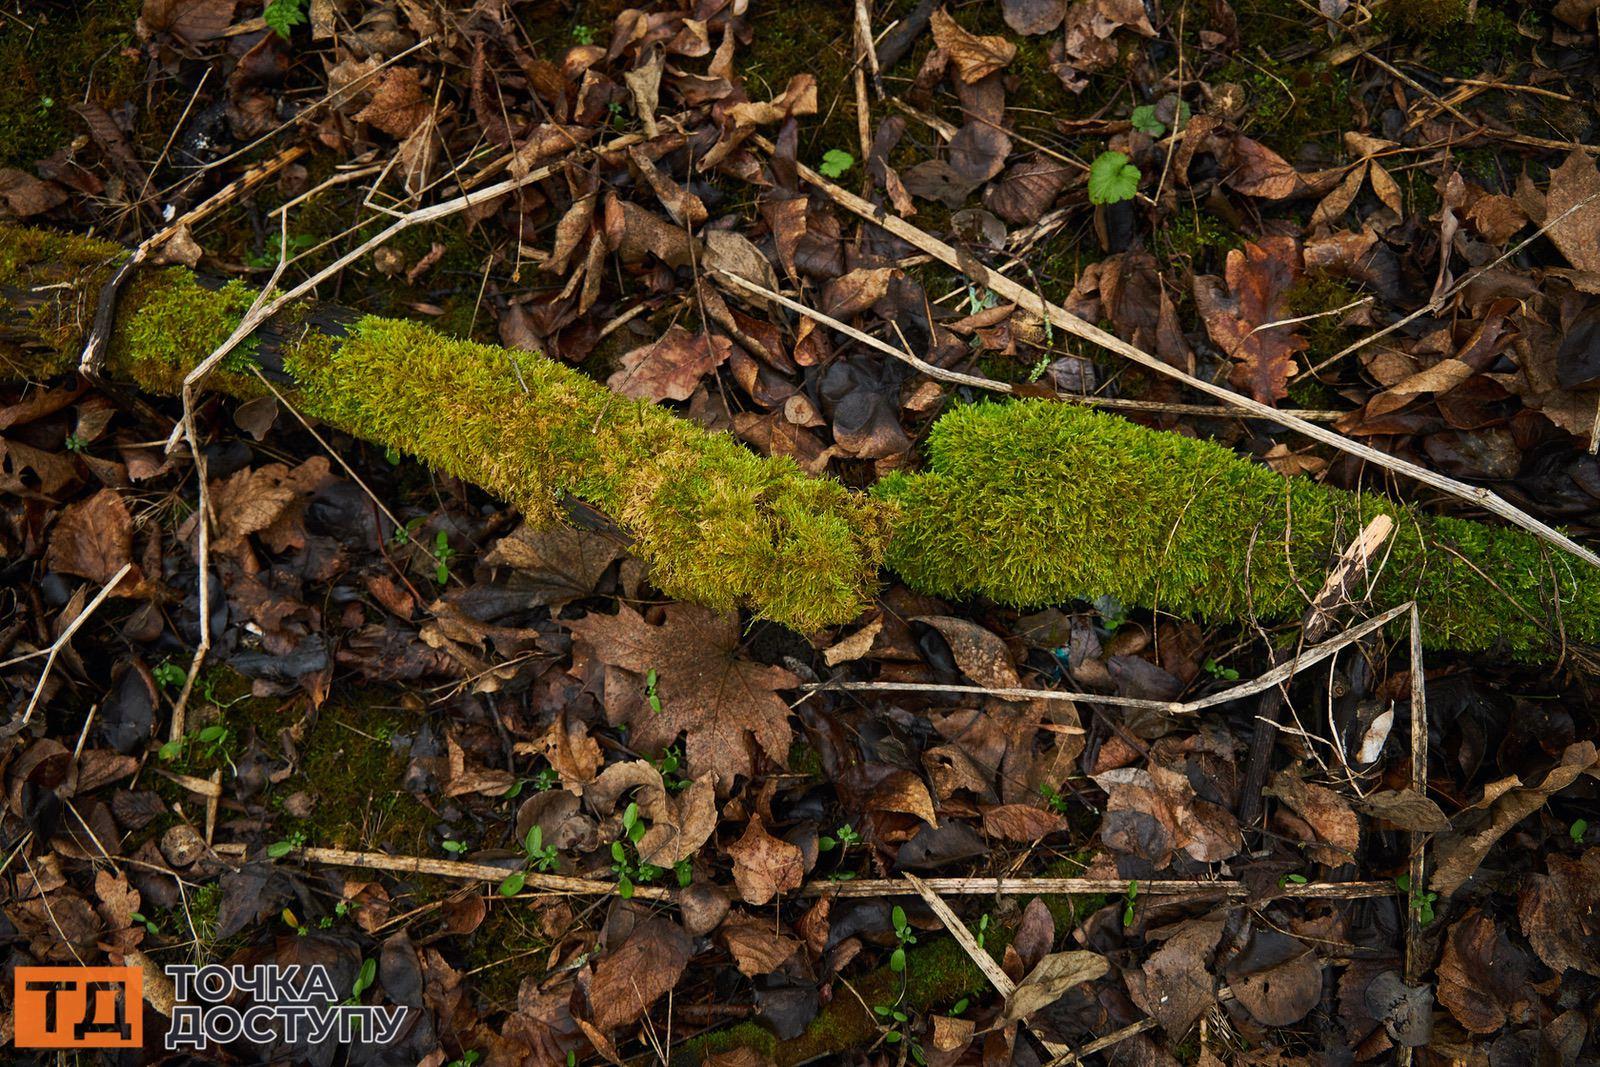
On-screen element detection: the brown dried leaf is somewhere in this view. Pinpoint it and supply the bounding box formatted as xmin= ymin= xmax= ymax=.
xmin=931 ymin=8 xmax=1017 ymax=83
xmin=1126 ymin=916 xmax=1224 ymax=1034
xmin=913 ymin=615 xmax=1020 ymax=689
xmin=1265 ymin=771 xmax=1361 ymax=865
xmin=1432 ymin=741 xmax=1600 ymax=897
xmin=589 ymin=916 xmax=692 ymax=1032
xmin=1519 ymin=850 xmax=1600 ymax=976
xmin=726 ymin=815 xmax=804 ymax=905
xmin=1546 ymin=150 xmax=1600 ymax=274
xmin=1001 ymin=950 xmax=1108 ymax=1024
xmin=46 ymin=489 xmax=135 ymax=586
xmin=1437 ymin=908 xmax=1533 ymax=1033
xmin=1002 ymin=0 xmax=1068 ymax=34
xmin=719 ymin=914 xmax=801 ymax=975
xmin=980 ymin=803 xmax=1067 ymax=842
xmin=141 ymin=0 xmax=237 ymax=43
xmin=482 ymin=523 xmax=622 ymax=608
xmin=567 ymin=604 xmax=798 ymax=790
xmin=0 ymin=169 xmax=68 ymax=217
xmin=607 ymin=326 xmax=731 ymax=402
xmin=1194 ymin=237 xmax=1307 ymax=404
xmin=353 ymin=68 xmax=431 ymax=138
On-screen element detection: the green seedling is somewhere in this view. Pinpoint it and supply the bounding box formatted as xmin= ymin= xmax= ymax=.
xmin=1571 ymin=818 xmax=1589 ymax=843
xmin=1396 ymin=875 xmax=1438 ymax=926
xmin=64 ymin=433 xmax=87 ymax=453
xmin=890 ymin=905 xmax=916 ymax=973
xmin=130 ymin=911 xmax=160 ymax=936
xmin=263 ymin=0 xmax=309 ymax=39
xmin=350 ymin=957 xmax=377 ymax=1002
xmin=1205 ymin=658 xmax=1241 ymax=681
xmin=446 ymin=1052 xmax=482 ymax=1067
xmin=1278 ymin=872 xmax=1308 ymax=888
xmin=268 ymin=830 xmax=306 ymax=860
xmin=572 ymin=23 xmax=596 ymax=44
xmin=645 ymin=668 xmax=662 ymax=714
xmin=1040 ymin=783 xmax=1070 ymax=815
xmin=441 ymin=839 xmax=469 ymax=855
xmin=1122 ymin=879 xmax=1139 ymax=927
xmin=975 ymin=913 xmax=991 ymax=950
xmin=431 ymin=530 xmax=456 ymax=584
xmin=818 ymin=148 xmax=855 ymax=179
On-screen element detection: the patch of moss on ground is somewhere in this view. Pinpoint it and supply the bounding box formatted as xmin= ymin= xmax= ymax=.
xmin=0 ymin=0 xmax=142 ymax=168
xmin=1214 ymin=58 xmax=1353 ymax=155
xmin=1287 ymin=270 xmax=1359 ymax=368
xmin=1155 ymin=205 xmax=1243 ymax=275
xmin=463 ymin=902 xmax=551 ymax=1012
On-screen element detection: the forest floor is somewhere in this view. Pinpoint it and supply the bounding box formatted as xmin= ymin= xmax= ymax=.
xmin=3 ymin=0 xmax=1600 ymax=1064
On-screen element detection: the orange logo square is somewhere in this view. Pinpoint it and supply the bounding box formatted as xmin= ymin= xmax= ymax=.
xmin=13 ymin=966 xmax=142 ymax=1048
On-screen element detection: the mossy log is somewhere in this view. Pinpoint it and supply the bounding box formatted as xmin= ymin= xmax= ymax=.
xmin=1 ymin=223 xmax=1595 ymax=655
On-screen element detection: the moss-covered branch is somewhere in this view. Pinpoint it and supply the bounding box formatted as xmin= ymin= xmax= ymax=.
xmin=2 ymin=222 xmax=1596 ymax=654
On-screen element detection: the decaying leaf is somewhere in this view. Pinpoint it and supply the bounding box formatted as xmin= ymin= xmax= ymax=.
xmin=931 ymin=8 xmax=1017 ymax=83
xmin=1194 ymin=237 xmax=1308 ymax=404
xmin=588 ymin=916 xmax=692 ymax=1031
xmin=726 ymin=815 xmax=804 ymax=905
xmin=568 ymin=604 xmax=797 ymax=790
xmin=1001 ymin=950 xmax=1108 ymax=1024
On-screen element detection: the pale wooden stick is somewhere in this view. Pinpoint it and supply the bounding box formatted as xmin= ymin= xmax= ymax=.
xmin=905 ymin=872 xmax=1074 ymax=1059
xmin=1404 ymin=603 xmax=1428 ymax=985
xmin=759 ymin=137 xmax=1600 ymax=571
xmin=806 ymin=603 xmax=1411 ymax=716
xmin=713 ymin=269 xmax=1345 ymax=421
xmin=19 ymin=562 xmax=133 ymax=724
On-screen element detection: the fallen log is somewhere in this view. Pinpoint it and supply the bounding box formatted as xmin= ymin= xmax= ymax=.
xmin=1 ymin=223 xmax=1595 ymax=655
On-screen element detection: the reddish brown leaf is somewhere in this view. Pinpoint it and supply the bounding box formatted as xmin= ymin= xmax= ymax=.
xmin=1194 ymin=237 xmax=1307 ymax=404
xmin=930 ymin=8 xmax=1017 ymax=83
xmin=980 ymin=803 xmax=1067 ymax=842
xmin=1437 ymin=908 xmax=1533 ymax=1033
xmin=353 ymin=68 xmax=431 ymax=138
xmin=607 ymin=326 xmax=731 ymax=402
xmin=46 ymin=489 xmax=135 ymax=585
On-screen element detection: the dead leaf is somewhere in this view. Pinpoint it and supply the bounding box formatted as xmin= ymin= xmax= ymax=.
xmin=1437 ymin=908 xmax=1533 ymax=1033
xmin=726 ymin=815 xmax=804 ymax=905
xmin=482 ymin=523 xmax=622 ymax=608
xmin=719 ymin=913 xmax=801 ymax=975
xmin=980 ymin=803 xmax=1067 ymax=842
xmin=46 ymin=489 xmax=135 ymax=586
xmin=1519 ymin=850 xmax=1600 ymax=976
xmin=1126 ymin=916 xmax=1224 ymax=1034
xmin=537 ymin=710 xmax=602 ymax=795
xmin=1194 ymin=237 xmax=1307 ymax=404
xmin=1002 ymin=0 xmax=1068 ymax=34
xmin=1265 ymin=771 xmax=1361 ymax=865
xmin=568 ymin=604 xmax=798 ymax=790
xmin=914 ymin=615 xmax=1020 ymax=689
xmin=1224 ymin=929 xmax=1322 ymax=1027
xmin=931 ymin=8 xmax=1017 ymax=83
xmin=585 ymin=761 xmax=716 ymax=867
xmin=1355 ymin=789 xmax=1451 ymax=832
xmin=589 ymin=916 xmax=691 ymax=1031
xmin=1547 ymin=150 xmax=1600 ymax=274
xmin=354 ymin=68 xmax=431 ymax=138
xmin=140 ymin=0 xmax=237 ymax=44
xmin=1431 ymin=741 xmax=1600 ymax=897
xmin=607 ymin=326 xmax=731 ymax=403
xmin=1001 ymin=950 xmax=1108 ymax=1024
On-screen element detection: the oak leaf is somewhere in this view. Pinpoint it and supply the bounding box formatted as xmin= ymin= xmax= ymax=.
xmin=567 ymin=604 xmax=797 ymax=789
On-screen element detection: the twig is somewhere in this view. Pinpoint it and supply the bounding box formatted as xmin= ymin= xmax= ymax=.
xmin=1238 ymin=516 xmax=1394 ymax=827
xmin=757 ymin=136 xmax=1600 ymax=572
xmin=805 ymin=603 xmax=1411 ymax=716
xmin=18 ymin=562 xmax=132 ymax=724
xmin=713 ymin=269 xmax=1346 ymax=421
xmin=904 ymin=872 xmax=1073 ymax=1060
xmin=1404 ymin=603 xmax=1428 ymax=985
xmin=79 ymin=144 xmax=309 ymax=375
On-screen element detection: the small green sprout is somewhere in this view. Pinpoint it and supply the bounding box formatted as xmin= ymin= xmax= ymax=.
xmin=1204 ymin=658 xmax=1241 ymax=681
xmin=1122 ymin=879 xmax=1139 ymax=927
xmin=645 ymin=668 xmax=662 ymax=714
xmin=1396 ymin=875 xmax=1438 ymax=926
xmin=153 ymin=661 xmax=187 ymax=690
xmin=572 ymin=23 xmax=596 ymax=44
xmin=1572 ymin=818 xmax=1589 ymax=843
xmin=350 ymin=957 xmax=377 ymax=1001
xmin=890 ymin=905 xmax=916 ymax=972
xmin=130 ymin=911 xmax=160 ymax=936
xmin=818 ymin=149 xmax=855 ymax=179
xmin=431 ymin=530 xmax=456 ymax=584
xmin=441 ymin=839 xmax=469 ymax=855
xmin=263 ymin=0 xmax=310 ymax=40
xmin=268 ymin=830 xmax=306 ymax=860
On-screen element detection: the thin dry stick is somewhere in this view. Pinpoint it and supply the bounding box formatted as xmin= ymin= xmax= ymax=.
xmin=806 ymin=876 xmax=1395 ymax=900
xmin=905 ymin=872 xmax=1075 ymax=1060
xmin=713 ymin=269 xmax=1345 ymax=421
xmin=806 ymin=603 xmax=1411 ymax=717
xmin=18 ymin=562 xmax=132 ymax=724
xmin=163 ymin=128 xmax=649 ymax=449
xmin=851 ymin=0 xmax=873 ymax=166
xmin=1299 ymin=187 xmax=1600 ymax=381
xmin=762 ymin=139 xmax=1600 ymax=572
xmin=1404 ymin=603 xmax=1428 ymax=986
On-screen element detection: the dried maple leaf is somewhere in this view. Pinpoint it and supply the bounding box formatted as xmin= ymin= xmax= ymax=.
xmin=1194 ymin=237 xmax=1308 ymax=404
xmin=567 ymin=604 xmax=797 ymax=789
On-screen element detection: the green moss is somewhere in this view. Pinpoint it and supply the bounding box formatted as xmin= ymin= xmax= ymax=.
xmin=1156 ymin=206 xmax=1244 ymax=274
xmin=0 ymin=0 xmax=142 ymax=168
xmin=876 ymin=399 xmax=1600 ymax=656
xmin=1214 ymin=58 xmax=1354 ymax=153
xmin=464 ymin=903 xmax=550 ymax=1011
xmin=281 ymin=316 xmax=893 ymax=630
xmin=1287 ymin=271 xmax=1359 ymax=368
xmin=4 ymin=223 xmax=1599 ymax=656
xmin=1377 ymin=2 xmax=1522 ymax=75
xmin=286 ymin=697 xmax=433 ymax=855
